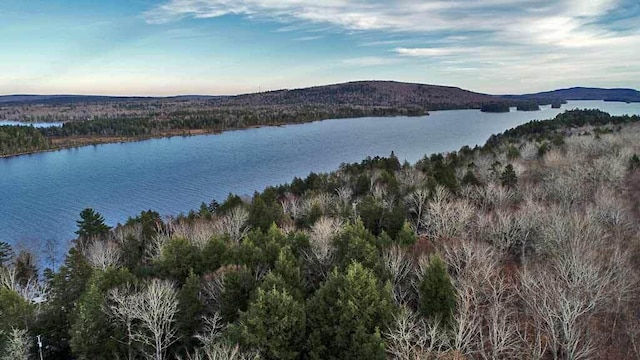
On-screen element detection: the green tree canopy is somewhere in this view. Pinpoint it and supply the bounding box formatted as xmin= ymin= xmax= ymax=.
xmin=306 ymin=262 xmax=395 ymax=360
xmin=500 ymin=164 xmax=518 ymax=188
xmin=76 ymin=208 xmax=111 ymax=240
xmin=238 ymin=286 xmax=306 ymax=360
xmin=418 ymin=254 xmax=457 ymax=326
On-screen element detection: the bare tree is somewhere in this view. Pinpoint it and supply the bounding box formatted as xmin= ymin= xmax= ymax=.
xmin=108 ymin=280 xmax=179 ymax=360
xmin=0 ymin=266 xmax=47 ymax=303
xmin=280 ymin=193 xmax=302 ymax=220
xmin=471 ymin=183 xmax=515 ymax=211
xmin=306 ymin=216 xmax=343 ymax=268
xmin=183 ymin=312 xmax=259 ymax=360
xmin=106 ymin=284 xmax=138 ymax=360
xmin=84 ymin=240 xmax=121 ymax=270
xmin=385 ymin=307 xmax=446 ymax=360
xmin=383 ymin=246 xmax=413 ymax=305
xmin=482 ymin=272 xmax=520 ymax=360
xmin=213 ymin=206 xmax=250 ymax=244
xmin=301 ymin=192 xmax=336 ymax=217
xmin=396 ymin=167 xmax=426 ymax=193
xmin=41 ymin=238 xmax=60 ymax=271
xmin=405 ymin=187 xmax=429 ymax=229
xmin=420 ymin=186 xmax=474 ymax=240
xmin=519 ymin=261 xmax=603 ymax=360
xmin=335 ymin=186 xmax=353 ymax=208
xmin=169 ymin=220 xmax=218 ymax=249
xmin=449 ymin=282 xmax=480 ymax=358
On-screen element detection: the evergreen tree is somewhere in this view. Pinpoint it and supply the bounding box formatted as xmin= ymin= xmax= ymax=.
xmin=0 ymin=287 xmax=35 ymax=339
xmin=238 ymin=287 xmax=306 ymax=360
xmin=500 ymin=164 xmax=518 ymax=188
xmin=156 ymin=237 xmax=203 ymax=282
xmin=176 ymin=271 xmax=204 ymax=351
xmin=248 ymin=194 xmax=283 ymax=231
xmin=14 ymin=251 xmax=37 ymax=286
xmin=260 ymin=246 xmax=305 ymax=300
xmin=219 ymin=266 xmax=257 ymax=323
xmin=0 ymin=241 xmax=12 ymax=267
xmin=395 ymin=221 xmax=417 ymax=246
xmin=34 ymin=248 xmax=93 ymax=358
xmin=333 ymin=220 xmax=382 ymax=276
xmin=306 ymin=262 xmax=395 ymax=360
xmin=418 ymin=254 xmax=457 ymax=326
xmin=70 ymin=276 xmax=118 ymax=359
xmin=75 ymin=208 xmax=110 ymax=240
xmin=461 ymin=169 xmax=481 ymax=186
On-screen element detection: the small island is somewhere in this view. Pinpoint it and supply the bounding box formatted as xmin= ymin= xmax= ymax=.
xmin=480 ymin=103 xmax=511 ymax=113
xmin=516 ymin=101 xmax=541 ymax=111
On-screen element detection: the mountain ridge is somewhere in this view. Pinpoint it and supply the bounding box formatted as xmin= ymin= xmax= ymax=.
xmin=2 ymin=81 xmax=638 ymax=105
xmin=503 ymin=86 xmax=640 ymax=103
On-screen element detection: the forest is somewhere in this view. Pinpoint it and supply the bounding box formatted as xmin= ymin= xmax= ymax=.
xmin=0 ymin=105 xmax=427 ymax=157
xmin=1 ymin=109 xmax=640 ymax=359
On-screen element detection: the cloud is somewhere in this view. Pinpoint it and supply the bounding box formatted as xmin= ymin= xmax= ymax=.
xmin=395 ymin=47 xmax=467 ymax=57
xmin=143 ymin=0 xmax=640 ymax=91
xmin=294 ymin=35 xmax=324 ymax=41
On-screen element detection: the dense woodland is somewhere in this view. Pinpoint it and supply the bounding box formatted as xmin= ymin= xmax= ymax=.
xmin=1 ymin=110 xmax=640 ymax=359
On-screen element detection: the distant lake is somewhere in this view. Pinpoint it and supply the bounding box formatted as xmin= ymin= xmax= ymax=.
xmin=1 ymin=100 xmax=640 ymax=256
xmin=0 ymin=120 xmax=64 ymax=128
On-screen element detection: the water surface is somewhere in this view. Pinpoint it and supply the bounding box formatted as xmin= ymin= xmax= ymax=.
xmin=1 ymin=100 xmax=639 ymax=251
xmin=0 ymin=120 xmax=64 ymax=128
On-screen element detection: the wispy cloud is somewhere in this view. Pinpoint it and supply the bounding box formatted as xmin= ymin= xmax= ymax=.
xmin=142 ymin=0 xmax=640 ymax=92
xmin=395 ymin=47 xmax=468 ymax=57
xmin=294 ymin=35 xmax=324 ymax=41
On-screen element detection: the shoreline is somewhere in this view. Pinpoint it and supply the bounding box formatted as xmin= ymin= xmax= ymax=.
xmin=0 ymin=113 xmax=429 ymax=159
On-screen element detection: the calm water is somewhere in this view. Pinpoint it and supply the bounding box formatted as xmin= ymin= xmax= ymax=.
xmin=2 ymin=100 xmax=640 ymax=252
xmin=0 ymin=120 xmax=64 ymax=128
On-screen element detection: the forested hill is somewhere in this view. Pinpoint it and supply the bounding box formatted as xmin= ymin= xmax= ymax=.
xmin=0 ymin=81 xmax=506 ymax=113
xmin=211 ymin=81 xmax=504 ymax=110
xmin=504 ymin=87 xmax=640 ymax=103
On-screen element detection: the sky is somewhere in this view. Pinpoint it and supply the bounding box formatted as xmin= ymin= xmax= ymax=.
xmin=0 ymin=0 xmax=639 ymax=96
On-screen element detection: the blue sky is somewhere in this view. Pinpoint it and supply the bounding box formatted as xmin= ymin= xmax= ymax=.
xmin=1 ymin=0 xmax=638 ymax=95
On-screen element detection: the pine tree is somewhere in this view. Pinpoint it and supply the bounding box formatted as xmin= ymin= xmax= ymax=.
xmin=76 ymin=208 xmax=111 ymax=241
xmin=500 ymin=164 xmax=518 ymax=188
xmin=176 ymin=271 xmax=204 ymax=351
xmin=260 ymin=246 xmax=305 ymax=300
xmin=395 ymin=221 xmax=417 ymax=246
xmin=306 ymin=262 xmax=395 ymax=360
xmin=333 ymin=220 xmax=382 ymax=275
xmin=238 ymin=287 xmax=306 ymax=360
xmin=418 ymin=254 xmax=457 ymax=326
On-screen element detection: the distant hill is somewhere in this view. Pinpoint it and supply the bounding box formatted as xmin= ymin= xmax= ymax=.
xmin=0 ymin=81 xmax=504 ymax=110
xmin=0 ymin=94 xmax=216 ymax=105
xmin=504 ymin=87 xmax=640 ymax=103
xmin=210 ymin=81 xmax=505 ymax=110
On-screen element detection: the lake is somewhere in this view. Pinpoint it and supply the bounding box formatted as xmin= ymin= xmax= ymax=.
xmin=0 ymin=120 xmax=64 ymax=128
xmin=1 ymin=100 xmax=640 ymax=256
